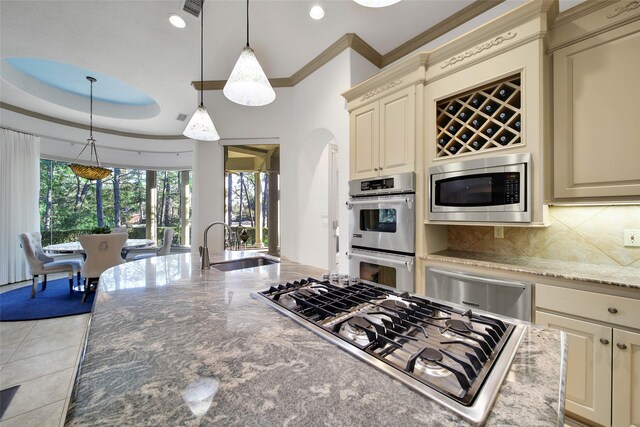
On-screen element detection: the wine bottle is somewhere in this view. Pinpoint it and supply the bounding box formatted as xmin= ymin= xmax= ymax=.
xmin=448 ymin=123 xmax=460 ymax=134
xmin=498 ymin=111 xmax=513 ymax=123
xmin=485 ymin=126 xmax=495 ymax=137
xmin=471 ymin=116 xmax=486 ymax=129
xmin=498 ymin=87 xmax=513 ymax=99
xmin=447 ymin=103 xmax=460 ymax=115
xmin=448 ymin=142 xmax=462 ymax=154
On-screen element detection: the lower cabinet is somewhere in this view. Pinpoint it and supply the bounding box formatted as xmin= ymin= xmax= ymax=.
xmin=612 ymin=329 xmax=640 ymax=427
xmin=535 ymin=311 xmax=612 ymax=425
xmin=535 ymin=284 xmax=640 ymax=427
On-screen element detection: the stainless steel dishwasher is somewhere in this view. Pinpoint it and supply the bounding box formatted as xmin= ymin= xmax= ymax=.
xmin=426 ymin=267 xmax=532 ymax=321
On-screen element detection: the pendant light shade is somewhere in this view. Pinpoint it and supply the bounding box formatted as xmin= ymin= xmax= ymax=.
xmin=183 ymin=0 xmax=220 ymax=141
xmin=354 ymin=0 xmax=401 ymax=7
xmin=223 ymin=46 xmax=275 ymax=107
xmin=223 ymin=0 xmax=275 ymax=107
xmin=69 ymin=76 xmax=112 ymax=181
xmin=183 ymin=105 xmax=220 ymax=141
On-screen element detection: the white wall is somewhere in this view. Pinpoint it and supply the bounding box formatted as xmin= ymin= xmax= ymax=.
xmin=186 ymin=49 xmax=355 ymax=272
xmin=191 ymin=140 xmax=224 ymax=253
xmin=282 ymin=50 xmax=353 ymax=271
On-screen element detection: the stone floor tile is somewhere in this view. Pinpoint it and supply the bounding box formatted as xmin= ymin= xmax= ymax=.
xmin=0 ymin=368 xmax=73 ymax=421
xmin=9 ymin=331 xmax=84 ymax=363
xmin=0 ymin=345 xmax=80 ymax=388
xmin=0 ymin=399 xmax=65 ymax=427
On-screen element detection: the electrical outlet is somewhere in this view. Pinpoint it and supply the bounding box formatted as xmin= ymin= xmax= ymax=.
xmin=624 ymin=229 xmax=640 ymax=247
xmin=494 ymin=226 xmax=504 ymax=239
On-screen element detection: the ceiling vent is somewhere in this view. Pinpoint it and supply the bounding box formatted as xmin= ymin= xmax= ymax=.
xmin=181 ymin=0 xmax=203 ymax=18
xmin=176 ymin=113 xmax=188 ymax=121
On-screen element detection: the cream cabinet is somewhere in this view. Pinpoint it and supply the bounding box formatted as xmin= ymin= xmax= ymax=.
xmin=349 ymin=86 xmax=415 ymax=180
xmin=535 ymin=284 xmax=640 ymax=426
xmin=535 ymin=311 xmax=612 ymax=425
xmin=612 ymin=329 xmax=640 ymax=427
xmin=552 ymin=14 xmax=640 ymax=200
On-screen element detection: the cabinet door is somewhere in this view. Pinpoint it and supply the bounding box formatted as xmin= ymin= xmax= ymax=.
xmin=612 ymin=329 xmax=640 ymax=427
xmin=379 ymin=86 xmax=415 ymax=175
xmin=536 ymin=311 xmax=612 ymax=426
xmin=553 ymin=22 xmax=640 ymax=199
xmin=350 ymin=102 xmax=380 ymax=180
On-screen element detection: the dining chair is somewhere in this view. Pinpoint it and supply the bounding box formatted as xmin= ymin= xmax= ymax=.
xmin=78 ymin=233 xmax=128 ymax=303
xmin=19 ymin=233 xmax=81 ymax=298
xmin=31 ymin=232 xmax=83 ymax=287
xmin=132 ymin=228 xmax=174 ymax=261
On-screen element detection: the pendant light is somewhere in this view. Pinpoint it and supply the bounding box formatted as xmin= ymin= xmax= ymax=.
xmin=353 ymin=0 xmax=401 ymax=7
xmin=183 ymin=0 xmax=220 ymax=141
xmin=223 ymin=0 xmax=275 ymax=107
xmin=69 ymin=76 xmax=112 ymax=181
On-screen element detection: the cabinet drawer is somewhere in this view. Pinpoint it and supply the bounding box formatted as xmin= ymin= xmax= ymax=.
xmin=536 ymin=284 xmax=640 ymax=330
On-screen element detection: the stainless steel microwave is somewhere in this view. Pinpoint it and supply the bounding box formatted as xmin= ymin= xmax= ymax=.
xmin=428 ymin=153 xmax=531 ymax=223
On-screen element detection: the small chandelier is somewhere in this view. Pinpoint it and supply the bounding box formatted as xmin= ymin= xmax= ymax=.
xmin=354 ymin=0 xmax=401 ymax=7
xmin=69 ymin=76 xmax=112 ymax=181
xmin=223 ymin=0 xmax=275 ymax=107
xmin=183 ymin=0 xmax=220 ymax=141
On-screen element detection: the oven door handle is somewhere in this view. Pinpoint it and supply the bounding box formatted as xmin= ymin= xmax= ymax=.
xmin=346 ymin=197 xmax=414 ymax=210
xmin=428 ymin=268 xmax=529 ymax=289
xmin=347 ymin=251 xmax=413 ymax=272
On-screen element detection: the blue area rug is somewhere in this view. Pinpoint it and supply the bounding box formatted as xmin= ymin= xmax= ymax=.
xmin=0 ymin=278 xmax=93 ymax=321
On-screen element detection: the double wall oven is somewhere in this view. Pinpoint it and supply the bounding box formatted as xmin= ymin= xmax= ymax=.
xmin=347 ymin=172 xmax=415 ymax=292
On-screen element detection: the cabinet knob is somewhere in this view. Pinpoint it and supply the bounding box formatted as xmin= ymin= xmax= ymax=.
xmin=617 ymin=343 xmax=628 ymax=350
xmin=599 ymin=338 xmax=610 ymax=345
xmin=607 ymin=307 xmax=618 ymax=314
xmin=373 ymin=167 xmax=379 ymax=171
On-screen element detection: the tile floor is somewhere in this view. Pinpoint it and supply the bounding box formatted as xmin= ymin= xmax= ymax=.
xmin=0 ymin=276 xmax=89 ymax=427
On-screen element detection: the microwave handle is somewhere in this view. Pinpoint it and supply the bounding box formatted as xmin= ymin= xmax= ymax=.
xmin=347 ymin=251 xmax=413 ymax=272
xmin=428 ymin=268 xmax=529 ymax=289
xmin=346 ymin=197 xmax=413 ymax=209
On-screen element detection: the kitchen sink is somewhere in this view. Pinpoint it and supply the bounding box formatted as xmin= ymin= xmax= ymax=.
xmin=210 ymin=257 xmax=279 ymax=272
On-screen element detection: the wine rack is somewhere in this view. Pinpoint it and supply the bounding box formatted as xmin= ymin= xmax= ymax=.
xmin=436 ymin=74 xmax=522 ymax=157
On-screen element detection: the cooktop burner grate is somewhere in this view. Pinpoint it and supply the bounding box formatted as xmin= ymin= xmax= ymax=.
xmin=252 ymin=277 xmax=525 ymax=424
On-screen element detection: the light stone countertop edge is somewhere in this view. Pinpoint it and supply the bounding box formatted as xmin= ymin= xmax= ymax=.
xmin=424 ymin=251 xmax=640 ymax=290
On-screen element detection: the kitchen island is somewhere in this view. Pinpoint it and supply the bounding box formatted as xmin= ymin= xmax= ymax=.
xmin=65 ymin=252 xmax=566 ymax=426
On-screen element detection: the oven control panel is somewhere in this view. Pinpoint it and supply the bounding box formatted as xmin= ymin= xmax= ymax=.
xmin=349 ymin=172 xmax=415 ymax=197
xmin=361 ymin=177 xmax=394 ymax=191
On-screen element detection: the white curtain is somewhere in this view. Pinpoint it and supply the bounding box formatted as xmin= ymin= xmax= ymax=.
xmin=0 ymin=129 xmax=40 ymax=285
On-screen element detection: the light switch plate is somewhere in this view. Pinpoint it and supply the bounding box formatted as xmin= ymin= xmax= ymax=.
xmin=624 ymin=229 xmax=640 ymax=247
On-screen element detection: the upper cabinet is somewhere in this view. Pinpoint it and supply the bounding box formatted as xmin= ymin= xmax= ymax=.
xmin=550 ymin=1 xmax=640 ymax=201
xmin=344 ymin=54 xmax=426 ymax=181
xmin=350 ymin=86 xmax=415 ymax=180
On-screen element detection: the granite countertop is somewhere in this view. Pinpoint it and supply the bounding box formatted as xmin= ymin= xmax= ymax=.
xmin=425 ymin=250 xmax=640 ymax=290
xmin=66 ymin=252 xmax=566 ymax=426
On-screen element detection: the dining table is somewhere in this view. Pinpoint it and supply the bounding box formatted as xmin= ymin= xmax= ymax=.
xmin=44 ymin=238 xmax=155 ymax=254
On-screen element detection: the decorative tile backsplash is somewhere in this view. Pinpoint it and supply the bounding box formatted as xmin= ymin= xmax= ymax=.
xmin=447 ymin=206 xmax=640 ymax=267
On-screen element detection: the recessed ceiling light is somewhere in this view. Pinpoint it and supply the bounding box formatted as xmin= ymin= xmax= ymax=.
xmin=309 ymin=5 xmax=325 ymax=20
xmin=169 ymin=14 xmax=186 ymax=29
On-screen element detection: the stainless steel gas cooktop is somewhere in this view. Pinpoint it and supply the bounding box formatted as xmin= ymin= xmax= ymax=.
xmin=252 ymin=277 xmax=526 ymax=425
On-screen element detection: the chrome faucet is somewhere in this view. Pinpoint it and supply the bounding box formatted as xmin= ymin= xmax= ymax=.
xmin=200 ymin=221 xmax=233 ymax=270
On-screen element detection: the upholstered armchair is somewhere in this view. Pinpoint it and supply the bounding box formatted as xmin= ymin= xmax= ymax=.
xmin=131 ymin=228 xmax=174 ymax=261
xmin=19 ymin=232 xmax=82 ymax=298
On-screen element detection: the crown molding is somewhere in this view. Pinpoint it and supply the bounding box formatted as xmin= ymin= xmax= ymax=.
xmin=194 ymin=0 xmax=504 ymax=91
xmin=1 ymin=102 xmax=186 ymax=140
xmin=381 ymin=0 xmax=505 ymax=67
